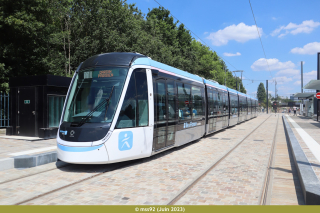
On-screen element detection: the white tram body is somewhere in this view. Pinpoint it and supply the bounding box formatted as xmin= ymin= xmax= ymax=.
xmin=57 ymin=53 xmax=258 ymax=164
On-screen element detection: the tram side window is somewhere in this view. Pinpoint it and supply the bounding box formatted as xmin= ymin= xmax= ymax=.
xmin=239 ymin=97 xmax=243 ymax=115
xmin=177 ymin=83 xmax=191 ymax=121
xmin=116 ymin=69 xmax=148 ymax=128
xmin=231 ymin=95 xmax=237 ymax=116
xmin=213 ymin=90 xmax=218 ymax=115
xmin=192 ymin=86 xmax=204 ymax=120
xmin=230 ymin=95 xmax=234 ymax=115
xmin=235 ymin=95 xmax=239 ymax=115
xmin=222 ymin=92 xmax=226 ymax=115
xmin=208 ymin=89 xmax=214 ymax=116
xmin=224 ymin=92 xmax=229 ymax=115
xmin=217 ymin=91 xmax=222 ymax=115
xmin=136 ymin=71 xmax=149 ymax=126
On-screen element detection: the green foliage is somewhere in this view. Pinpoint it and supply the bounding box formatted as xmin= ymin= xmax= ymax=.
xmin=257 ymin=83 xmax=266 ymax=105
xmin=0 ymin=1 xmax=246 ymax=93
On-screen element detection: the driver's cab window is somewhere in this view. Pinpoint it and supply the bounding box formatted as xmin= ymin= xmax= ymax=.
xmin=116 ymin=69 xmax=149 ymax=128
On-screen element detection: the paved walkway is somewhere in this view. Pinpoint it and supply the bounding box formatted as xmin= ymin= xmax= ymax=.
xmin=0 ymin=114 xmax=306 ymax=205
xmin=268 ymin=115 xmax=304 ymax=205
xmin=0 ymin=115 xmax=268 ymax=205
xmin=285 ymin=115 xmax=320 ymax=183
xmin=0 ymin=137 xmax=56 ymax=159
xmin=176 ymin=115 xmax=277 ymax=205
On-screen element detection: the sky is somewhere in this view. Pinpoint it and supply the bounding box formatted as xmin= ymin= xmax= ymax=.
xmin=125 ymin=0 xmax=320 ymax=98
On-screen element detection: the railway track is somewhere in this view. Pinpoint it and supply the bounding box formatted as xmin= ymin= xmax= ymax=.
xmin=166 ymin=114 xmax=277 ymax=205
xmin=14 ymin=160 xmax=135 ymax=205
xmin=259 ymin=114 xmax=279 ymax=205
xmin=0 ymin=163 xmax=71 ymax=185
xmin=0 ymin=114 xmax=277 ymax=205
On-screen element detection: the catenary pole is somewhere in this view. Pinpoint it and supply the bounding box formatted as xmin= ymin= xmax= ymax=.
xmin=317 ymin=53 xmax=320 ymax=121
xmin=224 ymin=65 xmax=226 ymax=86
xmin=301 ymin=61 xmax=304 ymax=115
xmin=266 ymin=80 xmax=268 ymax=114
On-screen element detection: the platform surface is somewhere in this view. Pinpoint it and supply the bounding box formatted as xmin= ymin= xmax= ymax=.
xmin=285 ymin=115 xmax=320 ymax=183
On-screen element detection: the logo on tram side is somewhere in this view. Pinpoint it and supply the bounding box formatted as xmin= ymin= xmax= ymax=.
xmin=60 ymin=130 xmax=67 ymax=135
xmin=184 ymin=122 xmax=197 ymax=129
xmin=118 ymin=131 xmax=133 ymax=151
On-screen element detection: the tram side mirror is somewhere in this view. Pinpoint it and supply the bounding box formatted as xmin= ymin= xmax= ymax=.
xmin=152 ymin=69 xmax=159 ymax=76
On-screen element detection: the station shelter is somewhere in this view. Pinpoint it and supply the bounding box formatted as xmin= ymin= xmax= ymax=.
xmin=303 ymin=79 xmax=320 ymax=121
xmin=7 ymin=75 xmax=71 ymax=138
xmin=293 ymin=92 xmax=317 ymax=119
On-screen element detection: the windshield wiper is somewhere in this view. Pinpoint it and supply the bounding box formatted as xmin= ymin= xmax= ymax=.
xmin=71 ymin=86 xmax=115 ymax=127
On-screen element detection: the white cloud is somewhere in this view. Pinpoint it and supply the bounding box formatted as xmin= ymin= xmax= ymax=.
xmin=278 ymin=33 xmax=287 ymax=38
xmin=277 ymin=86 xmax=294 ymax=94
xmin=206 ymin=23 xmax=262 ymax=46
xmin=271 ymin=20 xmax=320 ymax=37
xmin=294 ymin=81 xmax=301 ymax=86
xmin=277 ymin=70 xmax=317 ymax=91
xmin=204 ymin=32 xmax=208 ymax=35
xmin=271 ymin=76 xmax=293 ymax=85
xmin=291 ymin=42 xmax=320 ymax=55
xmin=276 ymin=69 xmax=299 ymax=76
xmin=251 ymin=58 xmax=295 ymax=71
xmin=272 ymin=17 xmax=277 ymax=21
xmin=293 ymin=70 xmax=317 ymax=82
xmin=223 ymin=52 xmax=241 ymax=57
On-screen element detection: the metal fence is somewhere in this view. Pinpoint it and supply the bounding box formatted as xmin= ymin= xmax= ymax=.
xmin=0 ymin=91 xmax=9 ymax=127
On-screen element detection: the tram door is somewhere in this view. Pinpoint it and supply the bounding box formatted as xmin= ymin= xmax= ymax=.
xmin=153 ymin=79 xmax=176 ymax=151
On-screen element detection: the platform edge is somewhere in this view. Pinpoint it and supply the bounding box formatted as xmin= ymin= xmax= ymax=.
xmin=282 ymin=115 xmax=320 ymax=205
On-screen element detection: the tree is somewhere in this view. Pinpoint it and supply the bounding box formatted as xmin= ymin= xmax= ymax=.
xmin=0 ymin=2 xmax=248 ymax=94
xmin=0 ymin=0 xmax=58 ymax=90
xmin=257 ymin=83 xmax=266 ymax=105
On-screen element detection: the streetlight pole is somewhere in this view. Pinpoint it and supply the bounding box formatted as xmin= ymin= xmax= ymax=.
xmin=232 ymin=70 xmax=244 ymax=91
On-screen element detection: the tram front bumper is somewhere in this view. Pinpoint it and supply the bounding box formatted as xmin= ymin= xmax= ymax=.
xmin=57 ymin=143 xmax=109 ymax=164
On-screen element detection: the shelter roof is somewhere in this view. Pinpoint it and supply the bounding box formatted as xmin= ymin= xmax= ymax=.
xmin=303 ymin=80 xmax=320 ymax=90
xmin=293 ymin=92 xmax=315 ymax=99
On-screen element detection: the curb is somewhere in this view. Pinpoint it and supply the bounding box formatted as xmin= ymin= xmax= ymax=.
xmin=0 ymin=151 xmax=60 ymax=171
xmin=0 ymin=158 xmax=14 ymax=171
xmin=13 ymin=151 xmax=58 ymax=168
xmin=282 ymin=115 xmax=320 ymax=205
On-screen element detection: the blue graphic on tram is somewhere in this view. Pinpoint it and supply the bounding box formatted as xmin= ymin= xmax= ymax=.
xmin=118 ymin=131 xmax=133 ymax=151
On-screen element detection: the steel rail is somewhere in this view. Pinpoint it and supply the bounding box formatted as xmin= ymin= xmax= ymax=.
xmin=167 ymin=114 xmax=272 ymax=205
xmin=259 ymin=114 xmax=279 ymax=205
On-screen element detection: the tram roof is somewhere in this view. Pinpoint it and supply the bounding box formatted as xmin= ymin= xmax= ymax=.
xmin=80 ymin=52 xmax=147 ymax=69
xmin=238 ymin=92 xmax=247 ymax=98
xmin=202 ymin=79 xmax=228 ymax=91
xmin=132 ymin=57 xmax=204 ymax=83
xmin=227 ymin=88 xmax=238 ymax=95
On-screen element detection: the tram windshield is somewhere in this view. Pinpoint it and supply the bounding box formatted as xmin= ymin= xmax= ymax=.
xmin=62 ymin=66 xmax=128 ymax=124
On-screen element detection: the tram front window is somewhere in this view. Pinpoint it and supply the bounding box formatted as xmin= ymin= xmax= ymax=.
xmin=62 ymin=66 xmax=128 ymax=124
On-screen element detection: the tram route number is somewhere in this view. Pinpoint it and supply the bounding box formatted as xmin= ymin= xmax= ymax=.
xmin=135 ymin=207 xmax=185 ymax=212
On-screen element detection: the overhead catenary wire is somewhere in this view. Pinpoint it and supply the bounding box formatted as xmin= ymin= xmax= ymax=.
xmin=248 ymin=0 xmax=274 ymax=81
xmin=153 ymin=0 xmax=238 ymax=71
xmin=154 ymin=0 xmax=274 ymax=85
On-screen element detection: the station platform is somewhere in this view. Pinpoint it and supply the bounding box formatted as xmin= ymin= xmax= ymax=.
xmin=0 ymin=132 xmax=57 ymax=171
xmin=0 ymin=114 xmax=319 ymax=205
xmin=285 ymin=114 xmax=320 ymax=180
xmin=282 ymin=114 xmax=320 ymax=204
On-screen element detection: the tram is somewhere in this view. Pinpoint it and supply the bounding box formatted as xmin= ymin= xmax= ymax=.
xmin=57 ymin=52 xmax=258 ymax=164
